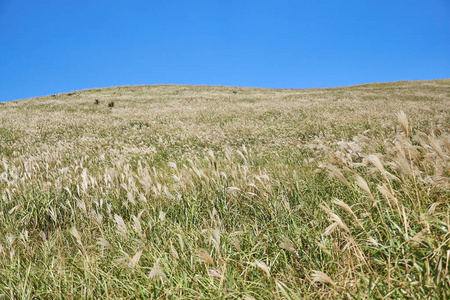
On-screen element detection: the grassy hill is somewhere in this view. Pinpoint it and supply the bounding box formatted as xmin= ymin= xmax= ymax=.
xmin=0 ymin=80 xmax=449 ymax=298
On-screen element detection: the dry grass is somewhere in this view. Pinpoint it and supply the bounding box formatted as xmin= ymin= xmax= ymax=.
xmin=0 ymin=79 xmax=449 ymax=298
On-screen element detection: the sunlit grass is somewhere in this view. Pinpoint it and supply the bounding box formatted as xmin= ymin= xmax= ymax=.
xmin=0 ymin=80 xmax=449 ymax=298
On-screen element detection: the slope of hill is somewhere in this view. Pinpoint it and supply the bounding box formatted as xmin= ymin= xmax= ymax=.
xmin=0 ymin=80 xmax=449 ymax=298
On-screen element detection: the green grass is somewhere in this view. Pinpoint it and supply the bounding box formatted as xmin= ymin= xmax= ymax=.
xmin=0 ymin=80 xmax=449 ymax=299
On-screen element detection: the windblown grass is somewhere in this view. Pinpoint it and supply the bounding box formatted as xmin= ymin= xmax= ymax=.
xmin=0 ymin=80 xmax=449 ymax=298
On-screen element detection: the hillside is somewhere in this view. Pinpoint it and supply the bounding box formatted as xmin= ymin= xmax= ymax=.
xmin=0 ymin=80 xmax=449 ymax=298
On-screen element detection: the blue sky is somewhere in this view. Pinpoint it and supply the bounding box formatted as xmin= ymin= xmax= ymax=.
xmin=1 ymin=0 xmax=449 ymax=101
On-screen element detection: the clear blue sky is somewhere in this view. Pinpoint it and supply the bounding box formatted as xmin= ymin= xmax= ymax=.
xmin=1 ymin=0 xmax=449 ymax=101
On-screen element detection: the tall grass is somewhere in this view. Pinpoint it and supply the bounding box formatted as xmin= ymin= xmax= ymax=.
xmin=0 ymin=80 xmax=449 ymax=298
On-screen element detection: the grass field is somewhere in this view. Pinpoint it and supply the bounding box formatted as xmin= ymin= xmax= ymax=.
xmin=0 ymin=80 xmax=449 ymax=299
